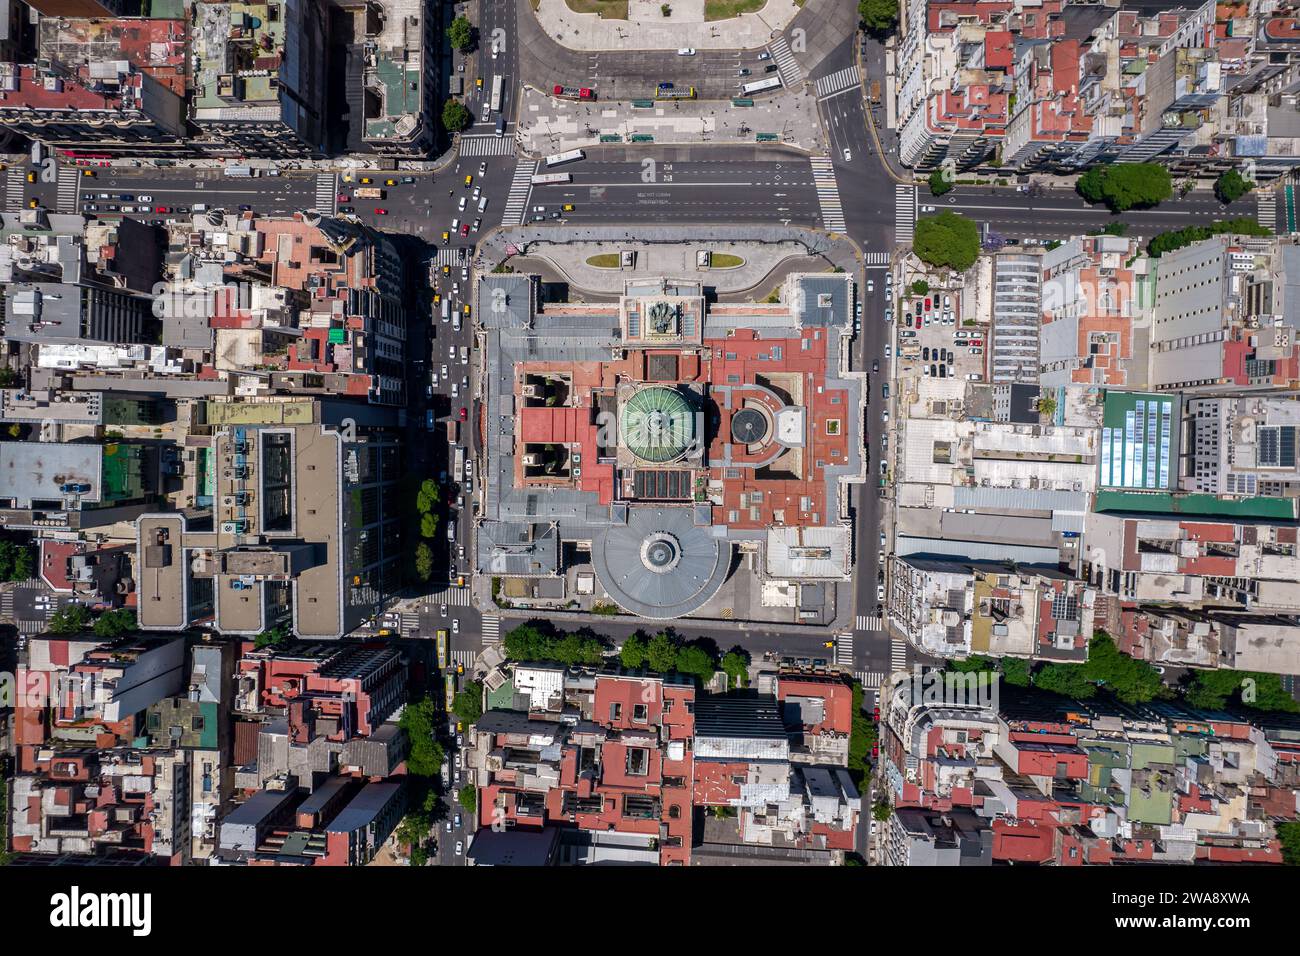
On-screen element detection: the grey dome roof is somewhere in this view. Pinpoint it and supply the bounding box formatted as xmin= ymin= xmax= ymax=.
xmin=591 ymin=507 xmax=730 ymax=619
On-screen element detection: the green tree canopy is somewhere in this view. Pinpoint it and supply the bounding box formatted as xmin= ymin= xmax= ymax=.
xmin=1278 ymin=821 xmax=1300 ymax=866
xmin=1000 ymin=657 xmax=1032 ymax=688
xmin=645 ymin=631 xmax=680 ymax=673
xmin=1032 ymin=632 xmax=1164 ymax=704
xmin=0 ymin=538 xmax=34 ymax=582
xmin=847 ymin=681 xmax=879 ymax=785
xmin=1075 ymin=163 xmax=1172 ymax=213
xmin=1147 ymin=217 xmax=1271 ymax=258
xmin=1214 ymin=168 xmax=1254 ymax=205
xmin=416 ymin=479 xmax=440 ymax=514
xmin=399 ymin=697 xmax=445 ymax=777
xmin=502 ymin=622 xmax=605 ymax=666
xmin=858 ymin=0 xmax=899 ymax=33
xmin=620 ymin=634 xmax=647 ymax=669
xmin=47 ymin=603 xmax=93 ymax=635
xmin=442 ymin=99 xmax=472 ymax=134
xmin=92 ymin=608 xmax=136 ymax=640
xmin=254 ymin=624 xmax=291 ymax=649
xmin=420 ymin=512 xmax=439 ymax=539
xmin=928 ymin=167 xmax=953 ymax=196
xmin=674 ymin=644 xmax=716 ymax=682
xmin=452 ymin=681 xmax=484 ymax=726
xmin=448 ymin=16 xmax=473 ymax=52
xmin=913 ymin=211 xmax=981 ymax=272
xmin=457 ymin=785 xmax=477 ymax=814
xmin=910 ymin=279 xmax=929 ymax=297
xmin=415 ymin=542 xmax=434 ymax=581
xmin=1183 ymin=669 xmax=1299 ymax=713
xmin=721 ymin=649 xmax=750 ymax=689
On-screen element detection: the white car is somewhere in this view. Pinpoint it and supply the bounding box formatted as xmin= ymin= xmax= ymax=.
xmin=452 ymin=618 xmax=460 ymax=634
xmin=921 ymin=205 xmax=935 ymax=213
xmin=458 ymin=196 xmax=467 ymax=212
xmin=478 ymin=161 xmax=487 ymax=176
xmin=677 ymin=47 xmax=696 ymax=55
xmin=465 ymin=460 xmax=474 ymax=479
xmin=866 ymin=280 xmax=874 ymax=292
xmin=843 ymin=148 xmax=852 ymax=162
xmin=491 ymin=43 xmax=500 ymax=59
xmin=455 ymin=841 xmax=463 ymax=856
xmin=885 ymin=344 xmax=892 ymax=358
xmin=138 ymin=195 xmax=153 ymax=203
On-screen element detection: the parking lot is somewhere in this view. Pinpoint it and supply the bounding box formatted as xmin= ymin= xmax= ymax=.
xmin=894 ymin=289 xmax=987 ymax=385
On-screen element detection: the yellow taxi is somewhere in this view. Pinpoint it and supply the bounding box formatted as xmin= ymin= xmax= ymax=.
xmin=442 ymin=264 xmax=450 ymax=275
xmin=341 ymin=172 xmax=354 ymax=183
xmin=562 ymin=203 xmax=574 ymax=211
xmin=441 ymin=230 xmax=450 ymax=243
xmin=384 ymin=178 xmax=397 ymax=186
xmin=81 ymin=168 xmax=95 ymax=177
xmin=27 ymin=198 xmax=38 ymax=209
xmin=26 ymin=171 xmax=35 ymax=183
xmin=476 ymin=77 xmax=483 ymax=89
xmin=463 ymin=303 xmax=471 ymax=316
xmin=464 ymin=174 xmax=473 ymax=188
xmin=360 ymin=176 xmax=373 ymax=184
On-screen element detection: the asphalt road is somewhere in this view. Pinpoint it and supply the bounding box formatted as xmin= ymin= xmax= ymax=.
xmin=936 ymin=183 xmax=1264 ymax=241
xmin=535 ymin=149 xmax=824 ymax=225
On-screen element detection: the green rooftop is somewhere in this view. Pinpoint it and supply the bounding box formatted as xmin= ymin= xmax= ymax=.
xmin=1094 ymin=490 xmax=1297 ymax=520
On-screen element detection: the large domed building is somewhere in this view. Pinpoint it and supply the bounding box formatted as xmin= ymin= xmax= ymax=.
xmin=473 ymin=273 xmax=865 ymax=621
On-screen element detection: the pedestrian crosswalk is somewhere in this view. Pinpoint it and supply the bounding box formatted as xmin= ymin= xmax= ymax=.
xmin=836 ymin=632 xmax=854 ymax=667
xmin=895 ymin=183 xmax=916 ymax=244
xmin=4 ymin=168 xmax=24 ymax=211
xmin=858 ymin=671 xmax=886 ymax=690
xmin=810 ymin=156 xmax=847 ymax=233
xmin=400 ymin=612 xmax=420 ymax=636
xmin=855 ymin=614 xmax=883 ymax=631
xmin=428 ymin=586 xmax=472 ymax=607
xmin=815 ymin=65 xmax=861 ymax=99
xmin=313 ymin=172 xmax=337 ymax=215
xmin=1259 ymin=190 xmax=1277 ymax=233
xmin=768 ymin=33 xmax=804 ymax=89
xmin=864 ymin=252 xmax=890 ymax=267
xmin=56 ymin=167 xmax=80 ymax=213
xmin=501 ymin=162 xmax=535 ymax=227
xmin=890 ymin=637 xmax=907 ymax=672
xmin=431 ymin=248 xmax=467 ymax=267
xmin=459 ymin=133 xmax=516 ymax=157
xmin=481 ymin=613 xmax=501 ymax=644
xmin=451 ymin=649 xmax=478 ymax=671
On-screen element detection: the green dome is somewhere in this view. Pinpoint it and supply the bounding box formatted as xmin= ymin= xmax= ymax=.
xmin=622 ymin=387 xmax=695 ymax=463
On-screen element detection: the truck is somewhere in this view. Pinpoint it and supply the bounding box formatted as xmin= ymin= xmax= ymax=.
xmin=447 ymin=421 xmax=459 ymax=444
xmin=223 ymin=165 xmax=255 ymax=178
xmin=869 ymin=80 xmax=881 ymax=104
xmin=354 ymin=187 xmax=385 ymax=199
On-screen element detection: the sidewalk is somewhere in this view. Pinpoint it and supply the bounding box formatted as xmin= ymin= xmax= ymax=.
xmin=535 ymin=0 xmax=799 ymax=51
xmin=512 ymin=238 xmax=821 ymax=295
xmin=477 ymin=222 xmax=860 ymax=277
xmin=518 ymin=84 xmax=825 ymax=154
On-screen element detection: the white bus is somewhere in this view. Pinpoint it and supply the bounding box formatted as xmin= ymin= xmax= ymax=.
xmin=530 ymin=172 xmax=571 ymax=185
xmin=490 ymin=75 xmax=504 ymax=113
xmin=544 ymin=148 xmax=585 ymax=168
xmin=741 ymin=76 xmax=782 ymax=95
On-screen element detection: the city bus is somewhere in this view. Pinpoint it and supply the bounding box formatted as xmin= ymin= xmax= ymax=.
xmin=454 ymin=446 xmax=465 ymax=480
xmin=655 ymin=85 xmax=696 ymax=99
xmin=530 ymin=172 xmax=572 ymax=185
xmin=741 ymin=76 xmax=782 ymax=95
xmin=445 ymin=673 xmax=456 ymax=710
xmin=544 ymin=148 xmax=585 ymax=168
xmin=437 ymin=629 xmax=449 ymax=670
xmin=490 ymin=75 xmax=504 ymax=113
